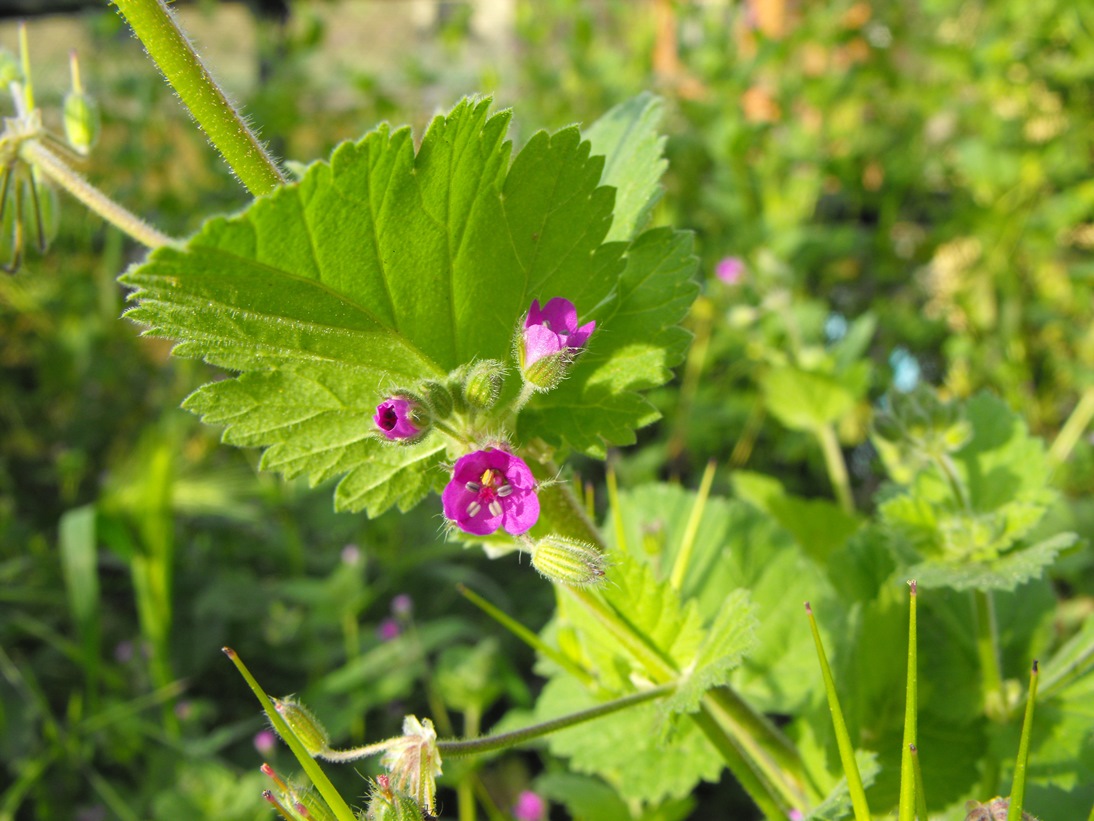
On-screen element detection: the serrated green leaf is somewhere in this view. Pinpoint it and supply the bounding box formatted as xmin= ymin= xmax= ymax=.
xmin=124 ymin=97 xmax=685 ymax=514
xmin=583 ymin=92 xmax=667 ymax=242
xmin=520 ymin=227 xmax=698 ymax=456
xmin=183 ymin=370 xmax=447 ymax=515
xmin=665 ymin=588 xmax=755 ymax=716
xmin=605 ymin=483 xmax=837 ymax=712
xmin=908 ymin=533 xmax=1078 ymax=592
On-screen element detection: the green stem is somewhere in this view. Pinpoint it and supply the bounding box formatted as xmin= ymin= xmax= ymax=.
xmin=898 ymin=582 xmax=918 ymax=821
xmin=20 ymin=140 xmax=174 ymax=249
xmin=805 ymin=602 xmax=870 ymax=821
xmin=1049 ymin=386 xmax=1094 ymax=466
xmin=437 ymin=684 xmax=672 ymax=757
xmin=974 ymin=589 xmax=1007 ymax=722
xmin=669 ymin=459 xmax=717 ymax=590
xmin=817 ymin=423 xmax=854 ymax=513
xmin=458 ymin=707 xmax=480 ymax=821
xmin=1007 ymin=661 xmax=1039 ymax=821
xmin=112 ymin=0 xmax=287 ymax=196
xmin=223 ymin=648 xmax=357 ymax=821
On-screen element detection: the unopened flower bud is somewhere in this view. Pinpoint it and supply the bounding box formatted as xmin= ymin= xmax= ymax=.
xmin=63 ymin=51 xmax=100 ymax=156
xmin=272 ymin=697 xmax=330 ymax=757
xmin=420 ymin=379 xmax=455 ymax=419
xmin=462 ymin=359 xmax=505 ymax=409
xmin=374 ymin=393 xmax=429 ymax=442
xmin=366 ymin=775 xmax=425 ymax=821
xmin=294 ymin=787 xmax=338 ymax=821
xmin=517 ymin=298 xmax=595 ymax=392
xmin=532 ymin=536 xmax=607 ymax=587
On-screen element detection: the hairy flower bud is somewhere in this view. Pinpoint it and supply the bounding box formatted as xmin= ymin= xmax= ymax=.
xmin=531 ymin=535 xmax=607 ymax=587
xmin=365 ymin=775 xmax=425 ymax=821
xmin=272 ymin=697 xmax=330 ymax=757
xmin=374 ymin=394 xmax=429 ymax=442
xmin=63 ymin=51 xmax=100 ymax=156
xmin=420 ymin=379 xmax=455 ymax=419
xmin=517 ymin=298 xmax=595 ymax=392
xmin=462 ymin=359 xmax=506 ymax=410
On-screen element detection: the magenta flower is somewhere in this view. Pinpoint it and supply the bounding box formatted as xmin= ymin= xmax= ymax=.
xmin=377 ymin=617 xmax=402 ymax=641
xmin=523 ymin=297 xmax=596 ymax=368
xmin=374 ymin=397 xmax=422 ymax=440
xmin=513 ymin=790 xmax=547 ymax=821
xmin=715 ymin=256 xmax=745 ymax=285
xmin=253 ymin=729 xmax=277 ymax=755
xmin=442 ymin=449 xmax=540 ymax=536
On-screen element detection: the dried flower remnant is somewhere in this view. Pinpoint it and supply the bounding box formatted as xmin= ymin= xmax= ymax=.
xmin=379 ymin=716 xmax=442 ymax=815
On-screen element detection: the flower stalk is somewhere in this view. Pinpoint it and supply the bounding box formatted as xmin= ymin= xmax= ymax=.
xmin=112 ymin=0 xmax=287 ymax=196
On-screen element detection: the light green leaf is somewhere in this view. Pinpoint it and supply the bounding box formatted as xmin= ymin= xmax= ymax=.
xmin=534 ymin=674 xmax=723 ymax=806
xmin=760 ymin=366 xmax=858 ymax=432
xmin=584 ymin=92 xmax=667 ymax=242
xmin=908 ymin=532 xmax=1078 ymax=592
xmin=665 ymin=588 xmax=756 ymax=716
xmin=123 ymin=97 xmax=670 ymax=515
xmin=520 ymin=227 xmax=698 ymax=456
xmin=183 ymin=370 xmax=447 ymax=516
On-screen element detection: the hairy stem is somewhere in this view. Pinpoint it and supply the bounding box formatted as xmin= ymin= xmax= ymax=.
xmin=437 ymin=684 xmax=672 ymax=756
xmin=112 ymin=0 xmax=287 ymax=196
xmin=1048 ymin=386 xmax=1094 ymax=466
xmin=817 ymin=423 xmax=854 ymax=513
xmin=21 ymin=140 xmax=174 ymax=249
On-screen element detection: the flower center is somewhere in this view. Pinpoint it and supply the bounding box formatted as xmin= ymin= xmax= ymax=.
xmin=377 ymin=404 xmax=398 ymax=431
xmin=464 ymin=468 xmax=513 ymax=518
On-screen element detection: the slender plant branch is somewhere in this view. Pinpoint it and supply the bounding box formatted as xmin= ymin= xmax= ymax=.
xmin=973 ymin=589 xmax=1007 ymax=722
xmin=1048 ymin=386 xmax=1094 ymax=466
xmin=817 ymin=423 xmax=854 ymax=513
xmin=436 ymin=683 xmax=673 ymax=756
xmin=21 ymin=140 xmax=175 ymax=249
xmin=112 ymin=0 xmax=287 ymax=196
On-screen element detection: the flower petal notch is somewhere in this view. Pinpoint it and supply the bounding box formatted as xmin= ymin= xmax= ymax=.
xmin=442 ymin=448 xmax=540 ymax=536
xmin=374 ymin=396 xmax=425 ymax=441
xmin=518 ymin=297 xmax=596 ymax=391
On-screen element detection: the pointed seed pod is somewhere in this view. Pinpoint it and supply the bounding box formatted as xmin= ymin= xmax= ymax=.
xmin=63 ymin=52 xmax=100 ymax=156
xmin=532 ymin=535 xmax=607 ymax=587
xmin=272 ymin=697 xmax=330 ymax=757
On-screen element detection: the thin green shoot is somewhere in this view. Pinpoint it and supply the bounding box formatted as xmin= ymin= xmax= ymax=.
xmin=899 ymin=580 xmax=919 ymax=821
xmin=1007 ymin=660 xmax=1039 ymax=821
xmin=222 ymin=647 xmax=357 ymax=821
xmin=456 ymin=583 xmax=595 ymax=688
xmin=669 ymin=458 xmax=716 ymax=590
xmin=804 ymin=601 xmax=871 ymax=821
xmin=910 ymin=744 xmax=928 ymax=821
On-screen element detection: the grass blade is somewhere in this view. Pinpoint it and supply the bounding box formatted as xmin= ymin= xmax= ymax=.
xmin=804 ymin=601 xmax=870 ymax=821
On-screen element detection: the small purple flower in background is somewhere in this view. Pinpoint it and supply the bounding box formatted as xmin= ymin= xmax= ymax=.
xmin=442 ymin=449 xmax=540 ymax=536
xmin=341 ymin=543 xmax=361 ymax=565
xmin=522 ymin=297 xmax=596 ymax=369
xmin=391 ymin=594 xmax=413 ymax=618
xmin=377 ymin=617 xmax=402 ymax=642
xmin=513 ymin=790 xmax=547 ymax=821
xmin=788 ymin=810 xmax=804 ymax=821
xmin=374 ymin=397 xmax=422 ymax=440
xmin=113 ymin=640 xmax=134 ymax=663
xmin=254 ymin=728 xmax=277 ymax=755
xmin=174 ymin=700 xmax=193 ymax=720
xmin=715 ymin=256 xmax=745 ymax=285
